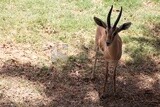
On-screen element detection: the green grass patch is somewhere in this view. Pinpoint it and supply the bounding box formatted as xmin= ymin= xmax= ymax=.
xmin=0 ymin=0 xmax=159 ymax=66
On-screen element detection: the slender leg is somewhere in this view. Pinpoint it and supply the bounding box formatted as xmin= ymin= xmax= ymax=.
xmin=91 ymin=47 xmax=99 ymax=79
xmin=113 ymin=65 xmax=117 ymax=94
xmin=103 ymin=61 xmax=109 ymax=94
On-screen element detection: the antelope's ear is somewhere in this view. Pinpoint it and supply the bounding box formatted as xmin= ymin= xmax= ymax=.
xmin=93 ymin=16 xmax=107 ymax=28
xmin=118 ymin=22 xmax=132 ymax=31
xmin=113 ymin=22 xmax=131 ymax=36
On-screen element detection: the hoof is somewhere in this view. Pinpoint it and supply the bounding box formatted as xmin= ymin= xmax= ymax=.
xmin=82 ymin=77 xmax=90 ymax=82
xmin=113 ymin=92 xmax=118 ymax=97
xmin=91 ymin=77 xmax=96 ymax=81
xmin=100 ymin=94 xmax=108 ymax=100
xmin=90 ymin=75 xmax=96 ymax=81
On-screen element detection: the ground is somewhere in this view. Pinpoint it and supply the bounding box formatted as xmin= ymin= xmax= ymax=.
xmin=0 ymin=0 xmax=160 ymax=107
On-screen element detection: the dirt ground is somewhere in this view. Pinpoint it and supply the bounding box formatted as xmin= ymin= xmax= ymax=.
xmin=0 ymin=43 xmax=160 ymax=107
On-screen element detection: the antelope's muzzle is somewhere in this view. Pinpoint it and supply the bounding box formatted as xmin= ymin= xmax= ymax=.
xmin=106 ymin=41 xmax=111 ymax=46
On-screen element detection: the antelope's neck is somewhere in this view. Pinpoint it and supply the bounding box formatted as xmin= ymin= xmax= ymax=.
xmin=105 ymin=36 xmax=122 ymax=60
xmin=108 ymin=36 xmax=119 ymax=50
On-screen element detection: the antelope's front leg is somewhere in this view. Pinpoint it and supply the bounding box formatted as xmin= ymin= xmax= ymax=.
xmin=100 ymin=61 xmax=109 ymax=99
xmin=103 ymin=61 xmax=109 ymax=95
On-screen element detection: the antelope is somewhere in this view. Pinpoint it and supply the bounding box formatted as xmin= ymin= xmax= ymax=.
xmin=92 ymin=5 xmax=131 ymax=98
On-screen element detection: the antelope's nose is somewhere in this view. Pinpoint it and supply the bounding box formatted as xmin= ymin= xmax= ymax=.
xmin=106 ymin=41 xmax=111 ymax=46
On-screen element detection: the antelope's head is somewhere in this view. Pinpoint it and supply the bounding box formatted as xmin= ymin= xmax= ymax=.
xmin=94 ymin=5 xmax=132 ymax=46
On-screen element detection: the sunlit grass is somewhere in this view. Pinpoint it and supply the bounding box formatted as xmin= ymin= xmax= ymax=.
xmin=0 ymin=0 xmax=159 ymax=65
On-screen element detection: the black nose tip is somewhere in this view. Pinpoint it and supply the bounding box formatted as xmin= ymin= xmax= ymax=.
xmin=106 ymin=42 xmax=111 ymax=46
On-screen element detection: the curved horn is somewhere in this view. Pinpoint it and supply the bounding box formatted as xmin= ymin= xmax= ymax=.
xmin=107 ymin=5 xmax=113 ymax=29
xmin=113 ymin=6 xmax=122 ymax=29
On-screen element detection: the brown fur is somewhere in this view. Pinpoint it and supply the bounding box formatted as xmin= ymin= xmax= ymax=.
xmin=92 ymin=6 xmax=131 ymax=98
xmin=96 ymin=26 xmax=122 ymax=63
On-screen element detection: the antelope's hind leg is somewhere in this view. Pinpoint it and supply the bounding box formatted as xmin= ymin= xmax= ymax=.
xmin=113 ymin=64 xmax=117 ymax=95
xmin=103 ymin=61 xmax=109 ymax=93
